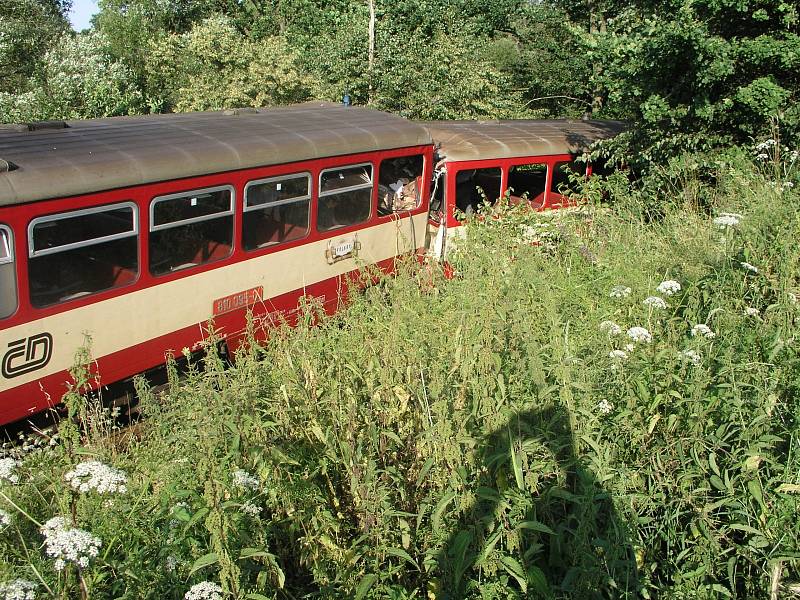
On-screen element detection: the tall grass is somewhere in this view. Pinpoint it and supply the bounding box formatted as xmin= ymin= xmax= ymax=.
xmin=1 ymin=158 xmax=799 ymax=599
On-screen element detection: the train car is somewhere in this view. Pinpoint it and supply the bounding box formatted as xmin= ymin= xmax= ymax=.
xmin=421 ymin=119 xmax=626 ymax=259
xmin=0 ymin=102 xmax=433 ymax=426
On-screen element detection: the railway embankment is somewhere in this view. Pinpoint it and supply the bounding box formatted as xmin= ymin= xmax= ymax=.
xmin=1 ymin=159 xmax=799 ymax=599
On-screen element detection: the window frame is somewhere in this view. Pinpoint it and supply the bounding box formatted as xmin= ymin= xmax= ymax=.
xmin=0 ymin=224 xmax=12 ymax=265
xmin=377 ymin=153 xmax=426 ymax=214
xmin=317 ymin=162 xmax=374 ymax=231
xmin=28 ymin=201 xmax=139 ymax=258
xmin=242 ymin=172 xmax=312 ymax=251
xmin=149 ymin=185 xmax=235 ymax=232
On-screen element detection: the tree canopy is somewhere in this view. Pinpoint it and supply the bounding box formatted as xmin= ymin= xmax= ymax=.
xmin=0 ymin=0 xmax=797 ymax=164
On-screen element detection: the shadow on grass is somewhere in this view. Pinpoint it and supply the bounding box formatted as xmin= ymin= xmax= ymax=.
xmin=436 ymin=404 xmax=641 ymax=599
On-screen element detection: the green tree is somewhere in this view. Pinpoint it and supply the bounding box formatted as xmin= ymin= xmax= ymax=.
xmin=0 ymin=31 xmax=145 ymax=122
xmin=144 ymin=15 xmax=314 ymax=112
xmin=0 ymin=0 xmax=71 ymax=92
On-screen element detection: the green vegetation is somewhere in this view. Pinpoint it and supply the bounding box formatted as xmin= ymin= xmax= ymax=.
xmin=1 ymin=0 xmax=798 ymax=160
xmin=1 ymin=155 xmax=799 ymax=598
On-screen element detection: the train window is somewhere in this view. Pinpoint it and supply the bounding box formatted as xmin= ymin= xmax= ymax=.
xmin=551 ymin=161 xmax=587 ymax=197
xmin=318 ymin=164 xmax=373 ymax=231
xmin=507 ymin=163 xmax=548 ymax=207
xmin=0 ymin=225 xmax=17 ymax=318
xmin=378 ymin=155 xmax=424 ymax=215
xmin=455 ymin=167 xmax=501 ymax=217
xmin=28 ymin=203 xmax=138 ymax=308
xmin=149 ymin=186 xmax=234 ymax=275
xmin=243 ymin=173 xmax=311 ymax=250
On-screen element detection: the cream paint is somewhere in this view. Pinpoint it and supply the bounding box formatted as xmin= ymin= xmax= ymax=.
xmin=0 ymin=212 xmax=427 ymax=391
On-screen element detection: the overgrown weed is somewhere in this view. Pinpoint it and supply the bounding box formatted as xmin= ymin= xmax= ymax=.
xmin=1 ymin=160 xmax=799 ymax=599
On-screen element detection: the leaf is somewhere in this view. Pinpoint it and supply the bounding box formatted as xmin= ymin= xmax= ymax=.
xmin=509 ymin=431 xmax=524 ymax=490
xmin=354 ymin=574 xmax=378 ymax=600
xmin=709 ymin=475 xmax=727 ymax=492
xmin=709 ymin=453 xmax=720 ymax=477
xmin=186 ymin=507 xmax=209 ymax=530
xmin=415 ymin=457 xmax=435 ymax=488
xmin=500 ymin=556 xmax=528 ymax=592
xmin=518 ymin=520 xmax=555 ymax=535
xmin=432 ymin=491 xmax=456 ymax=534
xmin=239 ymin=547 xmax=274 ymax=560
xmin=526 ymin=565 xmax=552 ymax=598
xmin=747 ymin=479 xmax=766 ymax=511
xmin=187 ymin=552 xmax=219 ymax=577
xmin=385 ymin=547 xmax=419 ymax=570
xmin=776 ymin=483 xmax=800 ymax=494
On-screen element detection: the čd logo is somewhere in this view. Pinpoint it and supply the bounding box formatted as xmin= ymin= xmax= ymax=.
xmin=2 ymin=333 xmax=53 ymax=378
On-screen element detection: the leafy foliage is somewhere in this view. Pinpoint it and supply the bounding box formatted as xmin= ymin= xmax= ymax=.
xmin=2 ymin=162 xmax=799 ymax=597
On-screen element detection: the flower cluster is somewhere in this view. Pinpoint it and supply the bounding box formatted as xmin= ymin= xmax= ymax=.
xmin=241 ymin=501 xmax=261 ymax=517
xmin=713 ymin=213 xmax=742 ymax=228
xmin=627 ymin=327 xmax=652 ymax=343
xmin=0 ymin=578 xmax=37 ymax=600
xmin=608 ymin=350 xmax=628 ymax=360
xmin=185 ymin=581 xmax=223 ymax=600
xmin=656 ymin=280 xmax=681 ymax=296
xmin=643 ymin=296 xmax=667 ymax=309
xmin=597 ymin=399 xmax=614 ymax=415
xmin=740 ymin=262 xmax=758 ymax=274
xmin=599 ymin=320 xmax=622 ymax=336
xmin=610 ymin=285 xmax=632 ymax=299
xmin=691 ymin=324 xmax=715 ymax=339
xmin=65 ymin=460 xmax=127 ymax=495
xmin=745 ymin=307 xmax=760 ymax=317
xmin=681 ymin=349 xmax=702 ymax=366
xmin=40 ymin=517 xmax=102 ymax=571
xmin=0 ymin=458 xmax=19 ymax=484
xmin=0 ymin=509 xmax=10 ymax=528
xmin=232 ymin=469 xmax=259 ymax=491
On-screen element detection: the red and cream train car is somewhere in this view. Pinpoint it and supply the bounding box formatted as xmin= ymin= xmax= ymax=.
xmin=422 ymin=119 xmax=626 ymax=259
xmin=0 ymin=103 xmax=433 ymax=426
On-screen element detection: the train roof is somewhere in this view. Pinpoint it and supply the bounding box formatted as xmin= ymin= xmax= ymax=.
xmin=0 ymin=102 xmax=432 ymax=206
xmin=421 ymin=119 xmax=626 ymax=163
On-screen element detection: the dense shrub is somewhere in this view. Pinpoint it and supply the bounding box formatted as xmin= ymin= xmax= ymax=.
xmin=1 ymin=161 xmax=799 ymax=598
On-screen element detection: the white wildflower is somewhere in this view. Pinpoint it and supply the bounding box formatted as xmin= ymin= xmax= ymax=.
xmin=740 ymin=262 xmax=758 ymax=274
xmin=184 ymin=581 xmax=223 ymax=600
xmin=784 ymin=181 xmax=794 ymax=189
xmin=0 ymin=509 xmax=10 ymax=528
xmin=625 ymin=343 xmax=635 ymax=352
xmin=0 ymin=458 xmax=19 ymax=484
xmin=788 ymin=292 xmax=797 ymax=305
xmin=241 ymin=501 xmax=261 ymax=517
xmin=681 ymin=349 xmax=702 ymax=366
xmin=745 ymin=307 xmax=760 ymax=317
xmin=608 ymin=350 xmax=628 ymax=360
xmin=656 ymin=280 xmax=681 ymax=296
xmin=755 ymin=139 xmax=776 ymax=151
xmin=691 ymin=324 xmax=716 ymax=339
xmin=597 ymin=399 xmax=614 ymax=415
xmin=41 ymin=519 xmax=101 ymax=571
xmin=643 ymin=296 xmax=668 ymax=309
xmin=0 ymin=578 xmax=37 ymax=600
xmin=599 ymin=320 xmax=622 ymax=336
xmin=64 ymin=460 xmax=127 ymax=495
xmin=165 ymin=555 xmax=179 ymax=572
xmin=713 ymin=213 xmax=742 ymax=228
xmin=232 ymin=469 xmax=259 ymax=491
xmin=627 ymin=327 xmax=652 ymax=343
xmin=610 ymin=285 xmax=632 ymax=298
xmin=756 ymin=153 xmax=769 ymax=161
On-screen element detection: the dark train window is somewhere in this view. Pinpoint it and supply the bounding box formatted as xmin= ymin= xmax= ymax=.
xmin=0 ymin=225 xmax=17 ymax=318
xmin=149 ymin=186 xmax=234 ymax=276
xmin=243 ymin=173 xmax=310 ymax=250
xmin=507 ymin=163 xmax=548 ymax=207
xmin=28 ymin=203 xmax=139 ymax=308
xmin=318 ymin=164 xmax=372 ymax=231
xmin=455 ymin=167 xmax=501 ymax=217
xmin=378 ymin=154 xmax=424 ymax=215
xmin=551 ymin=161 xmax=587 ymax=197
